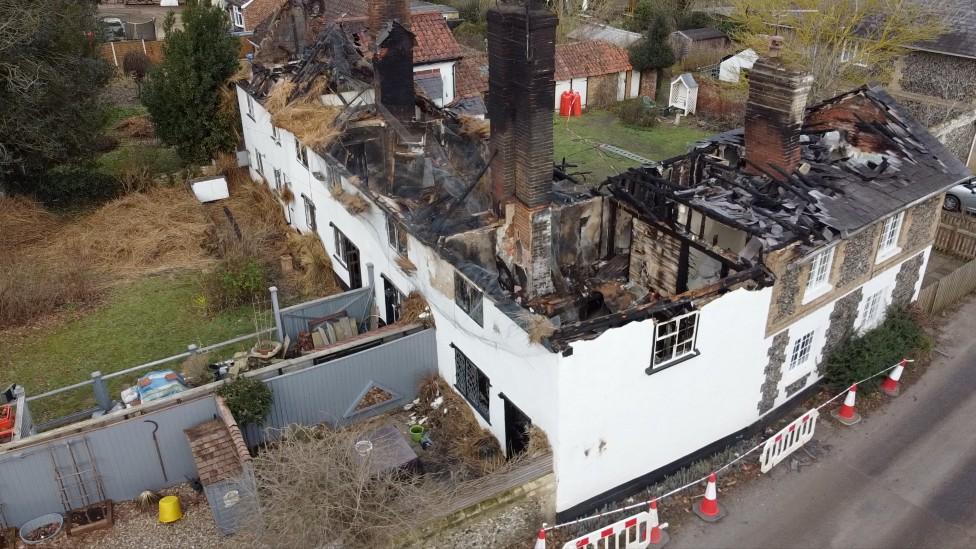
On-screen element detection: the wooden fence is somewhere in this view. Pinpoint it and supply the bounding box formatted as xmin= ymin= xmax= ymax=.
xmin=934 ymin=211 xmax=976 ymax=260
xmin=99 ymin=39 xmax=165 ymax=69
xmin=917 ymin=256 xmax=976 ymax=315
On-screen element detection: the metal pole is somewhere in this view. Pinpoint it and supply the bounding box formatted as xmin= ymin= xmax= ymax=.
xmin=366 ymin=263 xmax=375 ymax=289
xmin=269 ymin=286 xmax=284 ymax=342
xmin=91 ymin=371 xmax=111 ymax=412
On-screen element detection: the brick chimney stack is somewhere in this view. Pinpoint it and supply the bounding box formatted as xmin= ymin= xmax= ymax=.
xmin=369 ymin=0 xmax=411 ymax=34
xmin=370 ymin=0 xmax=414 ymax=120
xmin=487 ymin=2 xmax=558 ymax=299
xmin=744 ymin=36 xmax=813 ymax=180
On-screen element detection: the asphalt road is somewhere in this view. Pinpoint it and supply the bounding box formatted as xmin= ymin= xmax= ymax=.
xmin=673 ymin=296 xmax=976 ymax=549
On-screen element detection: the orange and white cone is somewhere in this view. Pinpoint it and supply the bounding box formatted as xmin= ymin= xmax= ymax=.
xmin=693 ymin=473 xmax=726 ymax=522
xmin=648 ymin=500 xmax=670 ymax=546
xmin=831 ymin=384 xmax=861 ymax=425
xmin=880 ymin=360 xmax=907 ymax=397
xmin=534 ymin=527 xmax=546 ymax=549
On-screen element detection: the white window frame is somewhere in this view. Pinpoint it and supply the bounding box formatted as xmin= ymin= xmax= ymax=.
xmin=246 ymin=94 xmax=254 ymax=120
xmin=650 ymin=311 xmax=700 ymax=369
xmin=876 ymin=212 xmax=904 ymax=263
xmin=255 ymin=150 xmax=264 ymax=176
xmin=333 ymin=226 xmax=350 ymax=267
xmin=302 ymin=194 xmax=316 ymax=232
xmin=273 ymin=168 xmax=282 ymax=193
xmin=271 ymin=125 xmax=280 ymax=145
xmin=454 ymin=272 xmax=484 ymax=327
xmin=231 ymin=5 xmax=245 ymax=29
xmin=860 ymin=289 xmax=886 ymax=331
xmin=788 ymin=330 xmax=815 ymax=371
xmin=295 ymin=138 xmax=309 ymax=168
xmin=803 ymin=247 xmax=835 ymax=303
xmin=387 ymin=215 xmax=408 ymax=256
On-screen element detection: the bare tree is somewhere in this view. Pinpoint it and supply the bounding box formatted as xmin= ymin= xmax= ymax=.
xmin=729 ymin=0 xmax=948 ymax=99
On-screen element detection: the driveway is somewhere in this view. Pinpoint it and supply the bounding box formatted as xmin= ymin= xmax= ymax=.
xmin=97 ymin=3 xmax=183 ymax=40
xmin=673 ymin=295 xmax=976 ymax=549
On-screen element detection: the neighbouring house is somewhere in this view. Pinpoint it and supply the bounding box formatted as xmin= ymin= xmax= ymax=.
xmin=668 ymin=27 xmax=730 ymax=62
xmin=567 ymin=21 xmax=642 ymax=49
xmin=669 ymin=73 xmax=698 ymax=115
xmin=222 ymin=0 xmax=288 ymax=34
xmin=251 ymin=0 xmax=462 ymax=106
xmin=719 ymin=48 xmax=758 ymax=83
xmin=236 ymin=0 xmax=971 ymax=521
xmin=553 ymin=40 xmax=638 ymax=110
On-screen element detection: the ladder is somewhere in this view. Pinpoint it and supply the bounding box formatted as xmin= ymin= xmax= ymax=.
xmin=48 ymin=437 xmax=106 ymax=511
xmin=598 ymin=143 xmax=656 ymax=165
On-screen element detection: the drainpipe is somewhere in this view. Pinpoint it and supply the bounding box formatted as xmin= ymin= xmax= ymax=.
xmin=269 ymin=286 xmax=283 ymax=342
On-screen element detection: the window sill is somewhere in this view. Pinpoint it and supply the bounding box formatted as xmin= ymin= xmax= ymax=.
xmin=645 ymin=349 xmax=700 ymax=376
xmin=332 ymin=255 xmax=348 ymax=270
xmin=802 ymin=283 xmax=833 ymax=305
xmin=875 ymin=246 xmax=901 ymax=265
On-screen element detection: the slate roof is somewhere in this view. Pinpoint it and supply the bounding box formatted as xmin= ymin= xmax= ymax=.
xmin=555 ymin=40 xmax=632 ymax=81
xmin=411 ymin=12 xmax=462 ymax=63
xmin=909 ymin=0 xmax=976 ymax=58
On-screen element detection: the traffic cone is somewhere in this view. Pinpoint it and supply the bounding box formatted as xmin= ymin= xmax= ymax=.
xmin=831 ymin=384 xmax=861 ymax=425
xmin=880 ymin=360 xmax=907 ymax=397
xmin=693 ymin=473 xmax=726 ymax=522
xmin=534 ymin=528 xmax=546 ymax=549
xmin=648 ymin=500 xmax=669 ymax=546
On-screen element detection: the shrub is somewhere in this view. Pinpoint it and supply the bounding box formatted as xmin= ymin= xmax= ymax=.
xmin=217 ymin=376 xmax=273 ymax=425
xmin=180 ymin=352 xmax=212 ymax=387
xmin=122 ymin=51 xmax=152 ymax=89
xmin=611 ymin=97 xmax=659 ymax=128
xmin=629 ymin=14 xmax=675 ymax=72
xmin=31 ymin=164 xmax=121 ymax=208
xmin=199 ymin=254 xmax=270 ymax=315
xmin=823 ymin=306 xmax=931 ymax=392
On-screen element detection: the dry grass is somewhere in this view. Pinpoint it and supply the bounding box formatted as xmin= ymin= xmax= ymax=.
xmin=286 ymin=232 xmax=341 ymax=298
xmin=264 ymin=79 xmax=297 ymax=115
xmin=0 ymin=253 xmax=100 ymax=329
xmin=329 ymin=185 xmax=371 ymax=215
xmin=113 ymin=115 xmax=155 ymax=140
xmin=458 ymin=116 xmax=490 ymax=139
xmin=525 ymin=424 xmax=551 ymax=458
xmin=242 ymin=424 xmax=454 ymax=548
xmin=279 ymin=185 xmax=295 ymax=204
xmin=398 ymin=291 xmax=433 ymax=327
xmin=517 ymin=311 xmax=556 ymax=344
xmin=0 ymin=195 xmax=58 ymax=252
xmin=265 ymin=77 xmax=341 ymax=149
xmin=415 ymin=376 xmax=504 ymax=478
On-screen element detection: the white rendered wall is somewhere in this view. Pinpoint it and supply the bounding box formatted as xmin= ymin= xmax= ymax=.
xmin=616 ymin=71 xmax=627 ymax=101
xmin=414 ymin=60 xmax=457 ymax=106
xmin=571 ymin=77 xmax=588 ymax=107
xmin=237 ymin=85 xmax=561 ymax=453
xmin=628 ymin=70 xmax=640 ymax=98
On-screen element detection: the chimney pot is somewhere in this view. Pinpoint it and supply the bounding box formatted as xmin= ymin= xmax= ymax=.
xmin=768 ymin=35 xmax=784 ymax=58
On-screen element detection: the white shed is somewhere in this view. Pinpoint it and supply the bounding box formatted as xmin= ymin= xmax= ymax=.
xmin=719 ymin=48 xmax=759 ymax=83
xmin=669 ymin=73 xmax=699 ymax=115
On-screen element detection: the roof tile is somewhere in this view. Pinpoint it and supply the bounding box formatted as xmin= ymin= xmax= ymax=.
xmin=555 ymin=40 xmax=633 ymax=81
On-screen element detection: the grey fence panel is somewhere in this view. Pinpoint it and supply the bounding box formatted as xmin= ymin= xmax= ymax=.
xmin=279 ymin=287 xmax=373 ymax=342
xmin=244 ymin=329 xmax=437 ymax=445
xmin=0 ymin=396 xmax=218 ymax=528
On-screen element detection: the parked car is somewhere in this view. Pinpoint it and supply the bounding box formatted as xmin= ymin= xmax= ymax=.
xmin=100 ymin=17 xmax=125 ymax=42
xmin=943 ymin=180 xmax=976 ymax=213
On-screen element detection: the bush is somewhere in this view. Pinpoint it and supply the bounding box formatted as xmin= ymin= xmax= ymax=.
xmin=611 ymin=97 xmax=659 ymax=128
xmin=823 ymin=306 xmax=931 ymax=392
xmin=217 ymin=376 xmax=273 ymax=425
xmin=453 ymin=21 xmax=487 ymax=49
xmin=629 ymin=14 xmax=675 ymax=72
xmin=29 ymin=164 xmax=121 ymax=208
xmin=199 ymin=254 xmax=270 ymax=315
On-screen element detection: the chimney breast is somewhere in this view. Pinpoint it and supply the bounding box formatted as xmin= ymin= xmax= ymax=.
xmin=370 ymin=0 xmax=414 ymax=120
xmin=744 ymin=37 xmax=812 ymax=181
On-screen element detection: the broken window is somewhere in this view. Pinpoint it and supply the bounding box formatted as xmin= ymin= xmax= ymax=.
xmin=806 ymin=247 xmax=835 ymax=293
xmin=789 ymin=331 xmax=814 ymax=370
xmin=271 ymin=125 xmax=280 ymax=145
xmin=327 ymin=165 xmax=341 ymax=191
xmin=273 ymin=169 xmax=282 ymax=193
xmin=387 ymin=215 xmax=408 ymax=256
xmin=455 ymin=346 xmax=490 ymax=422
xmin=295 ymin=139 xmax=309 ymax=168
xmin=383 ymin=275 xmax=405 ymax=323
xmin=454 ymin=272 xmax=484 ymax=327
xmin=302 ymin=194 xmax=316 ymax=232
xmin=255 ymin=151 xmax=264 ymax=176
xmin=651 ymin=311 xmax=699 ymax=368
xmin=877 ymin=212 xmax=904 ymax=260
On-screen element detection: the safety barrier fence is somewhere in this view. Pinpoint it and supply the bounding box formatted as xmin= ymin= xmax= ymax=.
xmin=540 ymin=359 xmax=913 ymax=542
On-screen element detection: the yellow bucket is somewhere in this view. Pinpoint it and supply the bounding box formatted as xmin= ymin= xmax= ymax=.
xmin=158 ymin=495 xmax=183 ymax=523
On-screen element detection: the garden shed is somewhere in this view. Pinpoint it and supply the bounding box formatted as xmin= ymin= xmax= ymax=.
xmin=669 ymin=73 xmax=699 ymax=115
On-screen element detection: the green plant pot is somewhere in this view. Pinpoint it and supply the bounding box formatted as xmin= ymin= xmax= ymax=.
xmin=409 ymin=424 xmax=425 ymax=443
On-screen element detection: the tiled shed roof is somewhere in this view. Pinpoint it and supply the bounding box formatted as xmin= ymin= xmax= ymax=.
xmin=555 ymin=40 xmax=632 ymax=81
xmin=185 ymin=420 xmax=247 ymax=487
xmin=411 ymin=12 xmax=462 ymax=63
xmin=454 ymin=51 xmax=489 ymax=99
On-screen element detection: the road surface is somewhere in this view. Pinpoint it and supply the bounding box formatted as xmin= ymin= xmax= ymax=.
xmin=673 ymin=296 xmax=976 ymax=549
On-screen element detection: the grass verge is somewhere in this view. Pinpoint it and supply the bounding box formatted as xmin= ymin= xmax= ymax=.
xmin=0 ymin=272 xmax=272 ymax=423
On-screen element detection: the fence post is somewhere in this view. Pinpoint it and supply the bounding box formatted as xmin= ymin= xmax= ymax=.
xmin=91 ymin=371 xmax=112 ymax=412
xmin=269 ymin=286 xmax=284 ymax=342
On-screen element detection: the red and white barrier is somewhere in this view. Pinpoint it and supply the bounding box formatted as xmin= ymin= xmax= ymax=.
xmin=760 ymin=409 xmax=820 ymax=473
xmin=831 ymin=384 xmax=861 ymax=425
xmin=647 ymin=501 xmax=668 ymax=546
xmin=561 ymin=509 xmax=665 ymax=549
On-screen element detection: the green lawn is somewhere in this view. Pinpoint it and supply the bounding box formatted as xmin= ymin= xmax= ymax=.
xmin=98 ymin=143 xmax=183 ymax=177
xmin=553 ymin=111 xmax=711 ymax=184
xmin=105 ymin=104 xmax=148 ymax=127
xmin=0 ymin=273 xmax=270 ymax=423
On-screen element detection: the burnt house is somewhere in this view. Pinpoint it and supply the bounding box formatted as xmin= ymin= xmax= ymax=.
xmin=236 ymin=0 xmax=971 ymax=519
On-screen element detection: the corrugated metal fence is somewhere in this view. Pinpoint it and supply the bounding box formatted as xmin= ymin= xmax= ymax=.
xmin=278 ymin=287 xmax=373 ymax=343
xmin=0 ymin=396 xmax=219 ymax=528
xmin=244 ymin=329 xmax=437 ymax=445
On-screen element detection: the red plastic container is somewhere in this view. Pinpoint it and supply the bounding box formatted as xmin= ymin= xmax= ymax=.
xmin=571 ymin=91 xmax=583 ymax=116
xmin=0 ymin=405 xmax=13 ymax=431
xmin=558 ymin=90 xmax=573 ymax=117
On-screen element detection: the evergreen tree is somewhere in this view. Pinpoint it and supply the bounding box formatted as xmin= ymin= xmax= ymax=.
xmin=142 ymin=1 xmax=239 ymax=163
xmin=628 ymin=14 xmax=676 ymax=73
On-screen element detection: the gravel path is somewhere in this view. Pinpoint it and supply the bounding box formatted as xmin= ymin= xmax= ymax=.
xmin=416 ymin=497 xmax=545 ymax=549
xmin=43 ymin=485 xmax=221 ymax=549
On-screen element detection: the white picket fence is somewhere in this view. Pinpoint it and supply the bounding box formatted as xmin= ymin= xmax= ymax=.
xmin=759 ymin=408 xmax=820 ymax=473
